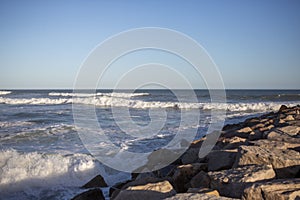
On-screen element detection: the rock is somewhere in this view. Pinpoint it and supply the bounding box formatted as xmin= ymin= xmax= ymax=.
xmin=187 ymin=188 xmax=219 ymax=197
xmin=207 ymin=150 xmax=237 ymax=171
xmin=109 ymin=180 xmax=131 ymax=198
xmin=278 ymin=125 xmax=300 ymax=136
xmin=223 ymin=127 xmax=253 ymax=139
xmin=111 ymin=177 xmax=163 ymax=199
xmin=248 ymin=131 xmax=262 ymax=141
xmin=82 ymin=175 xmax=107 ymax=188
xmin=172 ymin=163 xmax=207 ymax=192
xmin=279 ymin=105 xmax=288 ymax=112
xmin=114 ymin=180 xmax=176 ymax=200
xmin=180 ymin=138 xmax=205 ymax=164
xmin=250 ymin=139 xmax=300 ymax=151
xmin=165 ymin=193 xmax=238 ymax=200
xmin=71 ymin=189 xmax=105 ymax=200
xmin=244 ymin=117 xmax=260 ymax=127
xmin=267 ymin=130 xmax=300 ymax=144
xmin=218 ymin=136 xmax=248 ymax=150
xmin=234 ymin=145 xmax=300 ymax=178
xmin=237 ymin=127 xmax=253 ymax=134
xmin=250 ymin=123 xmax=265 ymax=130
xmin=189 ymin=171 xmax=211 ymax=188
xmin=284 ymin=115 xmax=295 ymax=121
xmin=242 ymin=178 xmax=300 ymax=200
xmin=208 ymin=165 xmax=275 ymax=198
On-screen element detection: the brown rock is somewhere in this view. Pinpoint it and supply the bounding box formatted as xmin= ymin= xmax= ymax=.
xmin=221 ymin=136 xmax=248 ymax=150
xmin=250 ymin=139 xmax=300 ymax=151
xmin=114 ymin=180 xmax=176 ymax=200
xmin=187 ymin=188 xmax=220 ymax=196
xmin=248 ymin=131 xmax=262 ymax=141
xmin=165 ymin=193 xmax=239 ymax=200
xmin=82 ymin=175 xmax=107 ymax=188
xmin=284 ymin=115 xmax=295 ymax=121
xmin=207 ymin=149 xmax=237 ymax=171
xmin=234 ymin=145 xmax=300 ymax=178
xmin=71 ymin=189 xmax=105 ymax=200
xmin=242 ymin=178 xmax=300 ymax=200
xmin=189 ymin=171 xmax=211 ymax=188
xmin=267 ymin=130 xmax=300 ymax=144
xmin=278 ymin=125 xmax=300 ymax=136
xmin=251 ymin=123 xmax=265 ymax=130
xmin=172 ymin=163 xmax=207 ymax=192
xmin=208 ymin=165 xmax=275 ymax=198
xmin=279 ymin=105 xmax=288 ymax=112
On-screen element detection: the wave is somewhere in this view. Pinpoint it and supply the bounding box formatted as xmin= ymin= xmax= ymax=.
xmin=0 ymin=149 xmax=130 ymax=194
xmin=49 ymin=92 xmax=150 ymax=98
xmin=0 ymin=91 xmax=11 ymax=95
xmin=0 ymin=96 xmax=299 ymax=111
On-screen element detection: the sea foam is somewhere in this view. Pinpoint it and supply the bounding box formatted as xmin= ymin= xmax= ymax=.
xmin=0 ymin=91 xmax=11 ymax=95
xmin=0 ymin=96 xmax=299 ymax=112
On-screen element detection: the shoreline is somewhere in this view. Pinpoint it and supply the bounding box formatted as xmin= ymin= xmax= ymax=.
xmin=73 ymin=104 xmax=300 ymax=200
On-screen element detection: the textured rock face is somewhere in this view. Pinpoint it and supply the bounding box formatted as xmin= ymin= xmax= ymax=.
xmin=164 ymin=193 xmax=239 ymax=200
xmin=187 ymin=188 xmax=220 ymax=196
xmin=172 ymin=163 xmax=207 ymax=192
xmin=208 ymin=165 xmax=276 ymax=198
xmin=242 ymin=179 xmax=300 ymax=200
xmin=189 ymin=171 xmax=211 ymax=188
xmin=114 ymin=180 xmax=176 ymax=200
xmin=207 ymin=149 xmax=237 ymax=171
xmin=71 ymin=189 xmax=105 ymax=200
xmin=234 ymin=145 xmax=300 ymax=178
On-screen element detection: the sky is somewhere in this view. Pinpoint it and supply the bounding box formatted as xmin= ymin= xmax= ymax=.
xmin=0 ymin=0 xmax=299 ymax=89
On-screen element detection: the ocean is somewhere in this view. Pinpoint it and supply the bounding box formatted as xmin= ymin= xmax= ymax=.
xmin=0 ymin=89 xmax=299 ymax=199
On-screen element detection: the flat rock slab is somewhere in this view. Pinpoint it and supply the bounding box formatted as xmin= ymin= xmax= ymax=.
xmin=208 ymin=165 xmax=275 ymax=198
xmin=114 ymin=180 xmax=176 ymax=200
xmin=243 ymin=178 xmax=300 ymax=200
xmin=165 ymin=193 xmax=239 ymax=200
xmin=234 ymin=145 xmax=300 ymax=178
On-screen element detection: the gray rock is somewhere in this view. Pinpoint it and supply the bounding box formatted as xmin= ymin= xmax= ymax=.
xmin=189 ymin=171 xmax=211 ymax=188
xmin=71 ymin=189 xmax=105 ymax=200
xmin=82 ymin=175 xmax=107 ymax=188
xmin=208 ymin=165 xmax=275 ymax=198
xmin=207 ymin=150 xmax=237 ymax=171
xmin=242 ymin=178 xmax=300 ymax=200
xmin=234 ymin=145 xmax=300 ymax=178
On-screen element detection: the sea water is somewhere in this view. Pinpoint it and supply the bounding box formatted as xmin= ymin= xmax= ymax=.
xmin=0 ymin=90 xmax=299 ymax=199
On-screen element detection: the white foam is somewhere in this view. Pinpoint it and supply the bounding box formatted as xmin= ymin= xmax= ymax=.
xmin=0 ymin=91 xmax=11 ymax=95
xmin=0 ymin=149 xmax=130 ymax=194
xmin=49 ymin=92 xmax=150 ymax=98
xmin=0 ymin=96 xmax=299 ymax=112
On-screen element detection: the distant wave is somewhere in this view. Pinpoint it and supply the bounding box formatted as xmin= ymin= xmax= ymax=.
xmin=48 ymin=92 xmax=150 ymax=98
xmin=0 ymin=91 xmax=11 ymax=95
xmin=1 ymin=96 xmax=299 ymax=111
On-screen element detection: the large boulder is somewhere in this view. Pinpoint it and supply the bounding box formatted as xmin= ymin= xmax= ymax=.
xmin=172 ymin=163 xmax=207 ymax=192
xmin=242 ymin=178 xmax=300 ymax=200
xmin=71 ymin=189 xmax=105 ymax=200
xmin=266 ymin=130 xmax=300 ymax=144
xmin=208 ymin=164 xmax=275 ymax=198
xmin=82 ymin=175 xmax=107 ymax=188
xmin=207 ymin=149 xmax=237 ymax=171
xmin=180 ymin=138 xmax=205 ymax=164
xmin=189 ymin=171 xmax=211 ymax=188
xmin=114 ymin=180 xmax=176 ymax=200
xmin=234 ymin=145 xmax=300 ymax=178
xmin=165 ymin=193 xmax=239 ymax=200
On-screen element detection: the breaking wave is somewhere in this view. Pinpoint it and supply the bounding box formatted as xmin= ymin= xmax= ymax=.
xmin=0 ymin=91 xmax=11 ymax=95
xmin=48 ymin=92 xmax=150 ymax=98
xmin=0 ymin=96 xmax=299 ymax=112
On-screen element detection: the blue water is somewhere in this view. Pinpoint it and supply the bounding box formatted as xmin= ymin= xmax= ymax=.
xmin=0 ymin=89 xmax=299 ymax=199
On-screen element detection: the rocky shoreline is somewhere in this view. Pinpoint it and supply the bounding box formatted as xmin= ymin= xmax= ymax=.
xmin=72 ymin=105 xmax=300 ymax=200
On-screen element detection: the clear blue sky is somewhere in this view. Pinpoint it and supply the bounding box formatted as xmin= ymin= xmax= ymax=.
xmin=0 ymin=0 xmax=299 ymax=89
